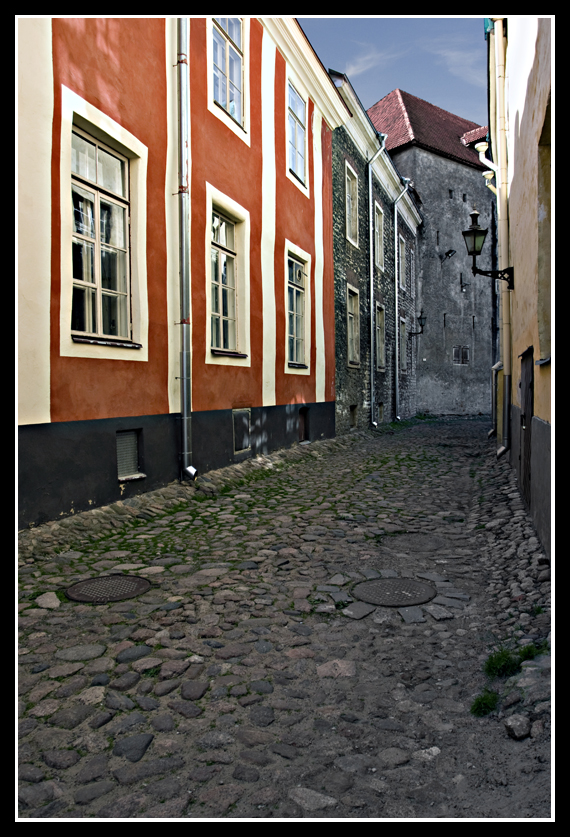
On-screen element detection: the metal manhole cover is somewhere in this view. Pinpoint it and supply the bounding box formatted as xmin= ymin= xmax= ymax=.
xmin=352 ymin=578 xmax=437 ymax=607
xmin=65 ymin=574 xmax=151 ymax=604
xmin=381 ymin=533 xmax=448 ymax=553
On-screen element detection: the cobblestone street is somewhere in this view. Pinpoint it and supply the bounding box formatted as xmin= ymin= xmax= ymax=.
xmin=18 ymin=417 xmax=552 ymax=820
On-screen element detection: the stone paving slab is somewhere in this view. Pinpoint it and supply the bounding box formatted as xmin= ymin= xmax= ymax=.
xmin=17 ymin=418 xmax=551 ymax=819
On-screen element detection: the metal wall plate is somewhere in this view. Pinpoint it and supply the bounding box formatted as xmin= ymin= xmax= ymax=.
xmin=65 ymin=574 xmax=151 ymax=604
xmin=352 ymin=578 xmax=436 ymax=607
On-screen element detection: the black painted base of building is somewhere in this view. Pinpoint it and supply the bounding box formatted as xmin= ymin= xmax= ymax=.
xmin=18 ymin=401 xmax=335 ymax=529
xmin=510 ymin=406 xmax=551 ymax=560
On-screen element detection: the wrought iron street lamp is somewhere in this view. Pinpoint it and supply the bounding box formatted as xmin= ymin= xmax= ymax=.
xmin=462 ymin=210 xmax=514 ymax=289
xmin=408 ymin=309 xmax=427 ymax=338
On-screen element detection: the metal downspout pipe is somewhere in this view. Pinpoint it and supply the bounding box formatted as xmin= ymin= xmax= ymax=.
xmin=368 ymin=134 xmax=387 ymax=427
xmin=394 ymin=177 xmax=410 ymax=420
xmin=177 ymin=19 xmax=195 ymax=480
xmin=494 ymin=17 xmax=512 ymax=457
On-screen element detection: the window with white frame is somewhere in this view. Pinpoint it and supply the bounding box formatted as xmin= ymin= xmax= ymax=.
xmin=347 ymin=285 xmax=360 ymax=365
xmin=206 ymin=184 xmax=250 ymax=366
xmin=71 ymin=128 xmax=130 ymax=340
xmin=288 ymin=255 xmax=306 ymax=365
xmin=211 ymin=210 xmax=237 ymax=352
xmin=375 ymin=202 xmax=384 ymax=270
xmin=410 ymin=247 xmax=415 ymax=289
xmin=399 ymin=235 xmax=406 ymax=289
xmin=400 ymin=318 xmax=407 ymax=371
xmin=376 ymin=303 xmax=385 ymax=369
xmin=288 ymin=81 xmax=306 ymax=183
xmin=212 ymin=18 xmax=244 ymax=125
xmin=345 ymin=162 xmax=358 ymax=246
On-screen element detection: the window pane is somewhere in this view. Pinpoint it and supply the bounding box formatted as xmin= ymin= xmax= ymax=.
xmin=72 ymin=185 xmax=95 ymax=238
xmin=100 ymin=200 xmax=126 ymax=248
xmin=228 ymin=17 xmax=241 ymax=49
xmin=98 ymin=147 xmax=125 ymax=197
xmin=72 ymin=238 xmax=94 ymax=283
xmin=225 ymin=317 xmax=236 ymax=350
xmin=72 ymin=133 xmax=96 ymax=181
xmin=102 ymin=292 xmax=128 ymax=337
xmin=289 ymin=335 xmax=294 ymax=362
xmin=213 ymin=29 xmax=227 ymax=108
xmin=101 ymin=246 xmax=127 ymax=293
xmin=229 ymin=82 xmax=241 ymax=122
xmin=71 ymin=284 xmax=96 ymax=333
xmin=212 ymin=315 xmax=220 ymax=347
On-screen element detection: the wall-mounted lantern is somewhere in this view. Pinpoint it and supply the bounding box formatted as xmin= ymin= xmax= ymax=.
xmin=462 ymin=210 xmax=514 ymax=289
xmin=408 ymin=309 xmax=427 ymax=338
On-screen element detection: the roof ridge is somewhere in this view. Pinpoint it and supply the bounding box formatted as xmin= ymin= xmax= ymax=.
xmin=395 ymin=89 xmax=415 ymax=144
xmin=395 ymin=88 xmax=482 ymax=131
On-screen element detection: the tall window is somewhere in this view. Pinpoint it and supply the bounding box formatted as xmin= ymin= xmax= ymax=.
xmin=347 ymin=286 xmax=360 ymax=365
xmin=376 ymin=304 xmax=385 ymax=369
xmin=212 ymin=18 xmax=243 ymax=124
xmin=400 ymin=318 xmax=407 ymax=371
xmin=399 ymin=236 xmax=406 ymax=289
xmin=288 ymin=82 xmax=306 ymax=183
xmin=288 ymin=256 xmax=305 ymax=365
xmin=345 ymin=162 xmax=358 ymax=246
xmin=211 ymin=210 xmax=237 ymax=351
xmin=71 ymin=128 xmax=130 ymax=339
xmin=375 ymin=202 xmax=384 ymax=270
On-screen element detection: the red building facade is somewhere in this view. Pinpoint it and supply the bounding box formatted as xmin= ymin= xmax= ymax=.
xmin=18 ymin=18 xmax=346 ymax=527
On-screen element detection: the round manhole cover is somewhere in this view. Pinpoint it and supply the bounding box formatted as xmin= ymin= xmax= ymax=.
xmin=381 ymin=533 xmax=448 ymax=553
xmin=352 ymin=578 xmax=436 ymax=607
xmin=65 ymin=574 xmax=151 ymax=604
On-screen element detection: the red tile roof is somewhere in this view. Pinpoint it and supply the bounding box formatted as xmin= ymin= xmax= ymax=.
xmin=367 ymin=89 xmax=487 ymax=169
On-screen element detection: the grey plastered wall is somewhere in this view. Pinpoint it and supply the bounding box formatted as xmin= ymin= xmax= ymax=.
xmin=390 ymin=145 xmax=497 ymax=416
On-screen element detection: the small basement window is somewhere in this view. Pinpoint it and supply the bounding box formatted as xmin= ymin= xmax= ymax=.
xmin=233 ymin=408 xmax=251 ymax=453
xmin=116 ymin=430 xmax=145 ymax=480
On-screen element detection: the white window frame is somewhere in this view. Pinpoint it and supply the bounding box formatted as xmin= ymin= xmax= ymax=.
xmin=70 ymin=127 xmax=131 ymax=342
xmin=206 ymin=17 xmax=251 ymax=146
xmin=285 ymin=69 xmax=310 ymax=198
xmin=284 ymin=240 xmax=311 ymax=375
xmin=205 ymin=184 xmax=251 ymax=367
xmin=374 ymin=201 xmax=384 ymax=270
xmin=347 ymin=284 xmax=360 ymax=366
xmin=410 ymin=247 xmax=415 ymax=291
xmin=210 ymin=209 xmax=238 ymax=353
xmin=376 ymin=303 xmax=385 ymax=370
xmin=399 ymin=235 xmax=406 ymax=289
xmin=287 ymin=80 xmax=306 ymax=185
xmin=345 ymin=161 xmax=358 ymax=247
xmin=400 ymin=318 xmax=407 ymax=371
xmin=59 ymin=86 xmax=148 ymax=361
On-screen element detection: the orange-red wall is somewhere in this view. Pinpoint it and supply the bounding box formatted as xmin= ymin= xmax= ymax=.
xmin=50 ymin=18 xmax=169 ymax=423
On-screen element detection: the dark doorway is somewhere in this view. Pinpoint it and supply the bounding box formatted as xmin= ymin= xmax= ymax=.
xmin=520 ymin=347 xmax=534 ymax=508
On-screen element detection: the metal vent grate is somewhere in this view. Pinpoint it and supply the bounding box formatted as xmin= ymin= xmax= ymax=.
xmin=65 ymin=574 xmax=151 ymax=603
xmin=117 ymin=430 xmax=139 ymax=478
xmin=352 ymin=578 xmax=436 ymax=607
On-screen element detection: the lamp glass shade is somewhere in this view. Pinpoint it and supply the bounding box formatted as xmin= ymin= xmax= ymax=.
xmin=462 ymin=226 xmax=488 ymax=256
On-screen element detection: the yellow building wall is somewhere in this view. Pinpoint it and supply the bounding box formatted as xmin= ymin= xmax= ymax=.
xmin=505 ymin=18 xmax=551 ymax=424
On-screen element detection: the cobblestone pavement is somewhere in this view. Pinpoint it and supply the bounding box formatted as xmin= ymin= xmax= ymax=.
xmin=18 ymin=417 xmax=552 ymax=820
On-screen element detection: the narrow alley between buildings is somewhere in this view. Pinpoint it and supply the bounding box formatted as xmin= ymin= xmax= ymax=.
xmin=18 ymin=416 xmax=551 ymax=820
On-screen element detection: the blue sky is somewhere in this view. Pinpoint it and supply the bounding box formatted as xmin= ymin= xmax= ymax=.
xmin=297 ymin=16 xmax=489 ymax=128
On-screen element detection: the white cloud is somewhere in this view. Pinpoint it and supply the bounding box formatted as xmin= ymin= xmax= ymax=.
xmin=344 ymin=42 xmax=409 ymax=78
xmin=423 ymin=37 xmax=486 ymax=87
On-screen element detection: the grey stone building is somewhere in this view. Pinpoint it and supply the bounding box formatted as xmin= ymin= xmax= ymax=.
xmin=329 ymin=73 xmax=422 ymax=434
xmin=368 ymin=89 xmax=498 ymax=417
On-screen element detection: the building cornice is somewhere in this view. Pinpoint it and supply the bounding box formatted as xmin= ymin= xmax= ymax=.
xmin=260 ymin=18 xmax=349 ymax=130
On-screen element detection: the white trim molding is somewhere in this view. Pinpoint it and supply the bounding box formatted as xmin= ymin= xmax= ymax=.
xmin=59 ymin=85 xmax=149 ymax=361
